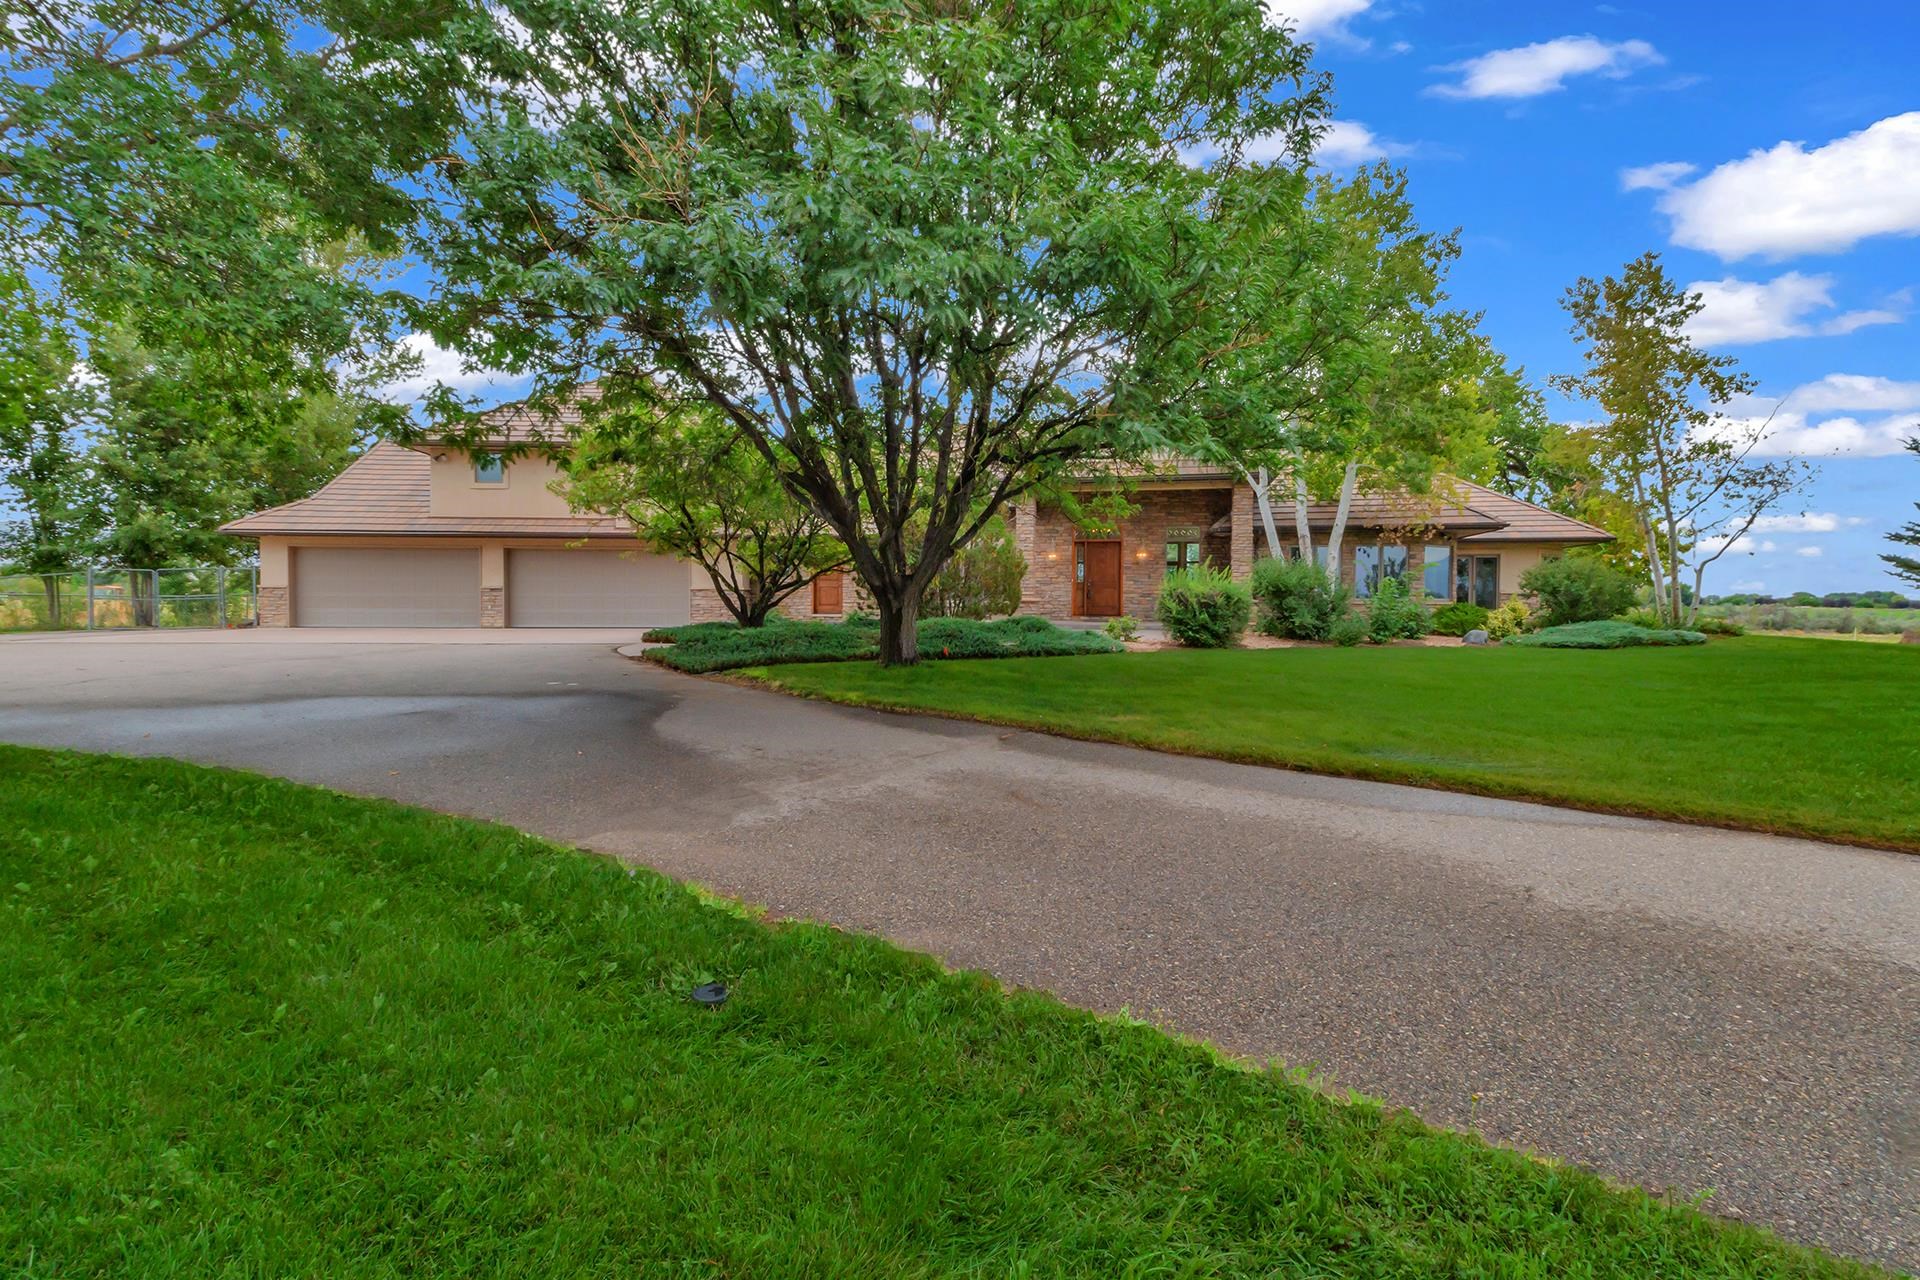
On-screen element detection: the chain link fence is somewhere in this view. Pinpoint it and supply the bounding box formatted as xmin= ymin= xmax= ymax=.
xmin=0 ymin=567 xmax=258 ymax=631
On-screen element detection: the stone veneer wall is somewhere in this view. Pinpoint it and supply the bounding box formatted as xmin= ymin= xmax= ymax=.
xmin=1025 ymin=488 xmax=1234 ymax=620
xmin=257 ymin=585 xmax=290 ymax=627
xmin=480 ymin=586 xmax=507 ymax=627
xmin=688 ymin=573 xmax=871 ymax=626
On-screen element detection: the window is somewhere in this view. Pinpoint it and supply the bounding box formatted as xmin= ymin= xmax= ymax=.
xmin=1422 ymin=545 xmax=1451 ymax=599
xmin=472 ymin=452 xmax=505 ymax=485
xmin=1456 ymin=555 xmax=1500 ymax=608
xmin=1164 ymin=540 xmax=1201 ymax=573
xmin=1354 ymin=544 xmax=1407 ymax=599
xmin=1285 ymin=544 xmax=1330 ymax=568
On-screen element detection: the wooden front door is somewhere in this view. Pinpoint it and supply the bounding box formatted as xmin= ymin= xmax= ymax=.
xmin=812 ymin=571 xmax=845 ymax=615
xmin=1074 ymin=541 xmax=1123 ymax=616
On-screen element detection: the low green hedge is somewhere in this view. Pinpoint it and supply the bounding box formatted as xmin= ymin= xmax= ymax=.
xmin=647 ymin=615 xmax=1120 ymax=672
xmin=1505 ymin=620 xmax=1708 ymax=649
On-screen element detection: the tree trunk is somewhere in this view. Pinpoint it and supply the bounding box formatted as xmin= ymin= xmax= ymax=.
xmin=40 ymin=574 xmax=61 ymax=626
xmin=1248 ymin=466 xmax=1280 ymax=557
xmin=1292 ymin=471 xmax=1314 ymax=563
xmin=1323 ymin=460 xmax=1359 ymax=590
xmin=875 ymin=587 xmax=920 ymax=665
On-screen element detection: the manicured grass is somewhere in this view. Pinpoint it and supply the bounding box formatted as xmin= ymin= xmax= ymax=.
xmin=751 ymin=636 xmax=1920 ymax=851
xmin=0 ymin=747 xmax=1883 ymax=1277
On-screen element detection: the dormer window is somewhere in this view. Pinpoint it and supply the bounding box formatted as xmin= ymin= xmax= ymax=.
xmin=472 ymin=452 xmax=505 ymax=485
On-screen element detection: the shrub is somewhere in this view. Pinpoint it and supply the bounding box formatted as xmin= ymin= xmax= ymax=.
xmin=1251 ymin=555 xmax=1348 ymax=640
xmin=1504 ymin=620 xmax=1707 ymax=649
xmin=1329 ymin=611 xmax=1368 ymax=646
xmin=1102 ymin=615 xmax=1140 ymax=642
xmin=1692 ymin=615 xmax=1746 ymax=636
xmin=922 ymin=516 xmax=1026 ymax=618
xmin=1156 ymin=565 xmax=1251 ymax=648
xmin=1615 ymin=607 xmax=1663 ymax=630
xmin=647 ymin=616 xmax=1119 ymax=673
xmin=642 ymin=620 xmax=747 ymax=644
xmin=1428 ymin=601 xmax=1489 ymax=637
xmin=1484 ymin=598 xmax=1531 ymax=641
xmin=1364 ymin=576 xmax=1429 ymax=643
xmin=1519 ymin=556 xmax=1639 ymax=627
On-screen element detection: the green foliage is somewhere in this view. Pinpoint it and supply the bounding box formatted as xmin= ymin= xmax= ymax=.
xmin=1484 ymin=599 xmax=1532 ymax=641
xmin=1883 ymin=436 xmax=1920 ymax=589
xmin=1364 ymin=575 xmax=1429 ymax=643
xmin=1520 ymin=555 xmax=1640 ymax=627
xmin=1155 ymin=566 xmax=1252 ymax=649
xmin=921 ymin=517 xmax=1026 ymax=619
xmin=1102 ymin=615 xmax=1142 ymax=643
xmin=1617 ymin=607 xmax=1664 ymax=630
xmin=650 ymin=617 xmax=1119 ymax=673
xmin=1551 ymin=254 xmax=1811 ymax=626
xmin=0 ymin=275 xmax=93 ymax=580
xmin=1692 ymin=616 xmax=1746 ymax=637
xmin=1504 ymin=621 xmax=1707 ymax=649
xmin=1329 ymin=611 xmax=1369 ymax=647
xmin=564 ymin=402 xmax=845 ymax=626
xmin=2 ymin=1 xmax=473 ymax=392
xmin=415 ymin=0 xmax=1333 ymax=661
xmin=1252 ymin=555 xmax=1350 ymax=640
xmin=1429 ymin=602 xmax=1490 ymax=637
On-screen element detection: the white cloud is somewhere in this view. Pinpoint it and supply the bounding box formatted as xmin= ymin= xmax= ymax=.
xmin=1429 ymin=36 xmax=1663 ymax=100
xmin=1752 ymin=512 xmax=1845 ymax=533
xmin=1737 ymin=412 xmax=1920 ymax=457
xmin=1265 ymin=0 xmax=1374 ymax=41
xmin=1789 ymin=373 xmax=1920 ymax=414
xmin=1313 ymin=120 xmax=1407 ymax=166
xmin=1684 ymin=272 xmax=1903 ymax=345
xmin=1653 ymin=112 xmax=1920 ymax=260
xmin=1620 ymin=161 xmax=1696 ymax=192
xmin=379 ymin=333 xmax=521 ymax=402
xmin=1796 ymin=546 xmax=1824 ymax=558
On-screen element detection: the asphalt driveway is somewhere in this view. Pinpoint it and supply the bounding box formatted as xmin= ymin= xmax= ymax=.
xmin=2 ymin=630 xmax=1915 ymax=1269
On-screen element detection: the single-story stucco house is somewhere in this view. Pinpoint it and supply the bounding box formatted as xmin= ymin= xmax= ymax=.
xmin=223 ymin=389 xmax=1611 ymax=628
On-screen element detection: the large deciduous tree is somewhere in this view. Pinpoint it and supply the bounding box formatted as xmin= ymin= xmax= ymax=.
xmin=561 ymin=402 xmax=847 ymax=628
xmin=414 ymin=0 xmax=1330 ymax=662
xmin=1884 ymin=436 xmax=1920 ymax=589
xmin=1 ymin=0 xmax=477 ymax=385
xmin=0 ymin=272 xmax=95 ymax=614
xmin=1551 ymin=253 xmax=1811 ymax=626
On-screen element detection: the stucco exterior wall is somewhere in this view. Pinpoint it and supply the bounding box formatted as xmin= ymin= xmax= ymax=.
xmin=427 ymin=452 xmax=576 ymax=519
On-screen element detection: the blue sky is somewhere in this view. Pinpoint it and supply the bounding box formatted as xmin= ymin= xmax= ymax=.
xmin=1277 ymin=0 xmax=1919 ymax=594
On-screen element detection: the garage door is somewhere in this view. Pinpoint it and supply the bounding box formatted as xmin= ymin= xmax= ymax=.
xmin=292 ymin=547 xmax=480 ymax=627
xmin=507 ymin=548 xmax=690 ymax=627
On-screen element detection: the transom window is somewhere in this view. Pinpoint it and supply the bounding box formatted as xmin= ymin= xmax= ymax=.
xmin=1354 ymin=544 xmax=1408 ymax=598
xmin=472 ymin=452 xmax=505 ymax=485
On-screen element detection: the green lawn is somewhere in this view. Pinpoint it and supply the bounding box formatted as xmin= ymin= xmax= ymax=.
xmin=0 ymin=747 xmax=1883 ymax=1277
xmin=750 ymin=636 xmax=1920 ymax=851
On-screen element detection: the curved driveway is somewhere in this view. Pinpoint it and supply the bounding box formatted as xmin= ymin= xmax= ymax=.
xmin=1 ymin=631 xmax=1914 ymax=1270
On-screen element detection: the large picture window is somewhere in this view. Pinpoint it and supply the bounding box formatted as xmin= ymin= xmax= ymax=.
xmin=1422 ymin=545 xmax=1451 ymax=598
xmin=1354 ymin=544 xmax=1408 ymax=598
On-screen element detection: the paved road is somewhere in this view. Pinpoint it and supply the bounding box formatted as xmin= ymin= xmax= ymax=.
xmin=2 ymin=632 xmax=1915 ymax=1270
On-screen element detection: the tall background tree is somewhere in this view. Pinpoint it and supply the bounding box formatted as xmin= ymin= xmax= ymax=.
xmin=0 ymin=272 xmax=95 ymax=615
xmin=1551 ymin=253 xmax=1811 ymax=626
xmin=1884 ymin=436 xmax=1920 ymax=589
xmin=2 ymin=1 xmax=482 ymax=580
xmin=413 ymin=0 xmax=1331 ymax=663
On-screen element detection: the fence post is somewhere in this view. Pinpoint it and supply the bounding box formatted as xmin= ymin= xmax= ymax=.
xmin=85 ymin=567 xmax=94 ymax=630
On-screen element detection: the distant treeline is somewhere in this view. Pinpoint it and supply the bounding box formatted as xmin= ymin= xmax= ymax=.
xmin=1705 ymin=592 xmax=1914 ymax=609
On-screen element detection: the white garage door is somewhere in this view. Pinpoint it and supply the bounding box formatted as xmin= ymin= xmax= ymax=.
xmin=507 ymin=548 xmax=690 ymax=627
xmin=292 ymin=547 xmax=480 ymax=627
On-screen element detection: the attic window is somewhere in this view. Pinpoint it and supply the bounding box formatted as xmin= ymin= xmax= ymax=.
xmin=473 ymin=452 xmax=505 ymax=485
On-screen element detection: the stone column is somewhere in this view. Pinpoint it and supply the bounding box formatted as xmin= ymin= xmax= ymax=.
xmin=257 ymin=538 xmax=291 ymax=626
xmin=479 ymin=542 xmax=507 ymax=628
xmin=1228 ymin=484 xmax=1255 ymax=583
xmin=1013 ymin=495 xmax=1041 ymax=614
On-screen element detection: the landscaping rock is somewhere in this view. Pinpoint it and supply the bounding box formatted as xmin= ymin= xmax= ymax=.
xmin=1464 ymin=629 xmax=1490 ymax=646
